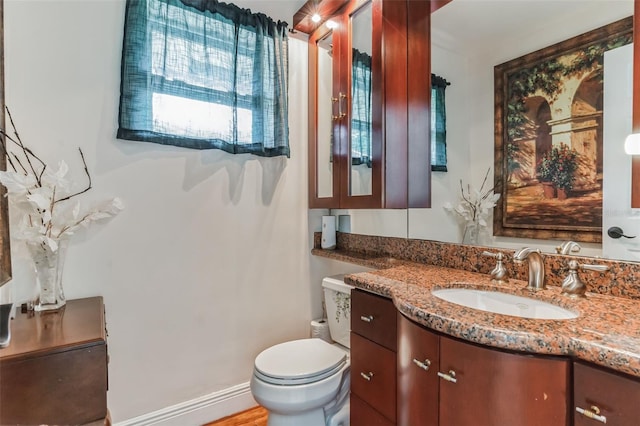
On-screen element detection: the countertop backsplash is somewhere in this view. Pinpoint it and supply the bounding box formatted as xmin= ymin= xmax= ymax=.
xmin=312 ymin=232 xmax=640 ymax=300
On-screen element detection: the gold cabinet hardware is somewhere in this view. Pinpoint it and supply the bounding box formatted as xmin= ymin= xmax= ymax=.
xmin=437 ymin=370 xmax=457 ymax=383
xmin=575 ymin=405 xmax=607 ymax=423
xmin=360 ymin=315 xmax=374 ymax=323
xmin=331 ymin=96 xmax=338 ymax=103
xmin=332 ymin=115 xmax=339 ymax=121
xmin=360 ymin=371 xmax=374 ymax=381
xmin=412 ymin=358 xmax=431 ymax=371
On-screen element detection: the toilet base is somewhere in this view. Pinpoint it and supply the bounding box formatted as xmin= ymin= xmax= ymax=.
xmin=267 ymin=408 xmax=325 ymax=426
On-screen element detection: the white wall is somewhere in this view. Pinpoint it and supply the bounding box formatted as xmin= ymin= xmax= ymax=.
xmin=2 ymin=0 xmax=370 ymax=422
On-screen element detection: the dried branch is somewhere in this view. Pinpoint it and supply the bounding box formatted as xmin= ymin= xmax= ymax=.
xmin=4 ymin=107 xmax=46 ymax=186
xmin=53 ymin=148 xmax=92 ymax=204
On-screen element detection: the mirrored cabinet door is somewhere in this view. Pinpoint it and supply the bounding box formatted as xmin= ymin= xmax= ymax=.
xmin=309 ymin=25 xmax=342 ymax=208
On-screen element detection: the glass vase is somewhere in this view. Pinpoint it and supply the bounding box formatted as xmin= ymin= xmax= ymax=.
xmin=26 ymin=238 xmax=69 ymax=312
xmin=462 ymin=220 xmax=480 ymax=245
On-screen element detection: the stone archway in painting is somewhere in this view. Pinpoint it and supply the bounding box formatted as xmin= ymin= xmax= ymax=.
xmin=509 ymin=96 xmax=552 ymax=184
xmin=570 ymin=69 xmax=603 ymax=191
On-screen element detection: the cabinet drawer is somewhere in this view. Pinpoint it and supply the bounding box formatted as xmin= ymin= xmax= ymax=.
xmin=351 ymin=393 xmax=395 ymax=426
xmin=351 ymin=289 xmax=397 ymax=351
xmin=0 ymin=343 xmax=108 ymax=425
xmin=574 ymin=361 xmax=640 ymax=426
xmin=351 ymin=332 xmax=396 ymax=423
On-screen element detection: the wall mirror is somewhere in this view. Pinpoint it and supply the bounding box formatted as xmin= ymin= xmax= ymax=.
xmin=339 ymin=0 xmax=638 ymax=263
xmin=0 ymin=0 xmax=11 ymax=286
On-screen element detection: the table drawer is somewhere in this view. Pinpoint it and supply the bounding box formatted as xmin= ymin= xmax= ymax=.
xmin=351 ymin=289 xmax=397 ymax=351
xmin=0 ymin=343 xmax=108 ymax=425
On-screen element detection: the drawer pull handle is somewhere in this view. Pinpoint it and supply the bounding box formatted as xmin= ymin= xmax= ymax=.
xmin=360 ymin=371 xmax=374 ymax=381
xmin=360 ymin=315 xmax=374 ymax=323
xmin=576 ymin=406 xmax=607 ymax=423
xmin=412 ymin=358 xmax=431 ymax=371
xmin=437 ymin=370 xmax=457 ymax=383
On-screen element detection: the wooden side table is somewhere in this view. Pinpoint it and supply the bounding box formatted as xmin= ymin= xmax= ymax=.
xmin=0 ymin=297 xmax=109 ymax=425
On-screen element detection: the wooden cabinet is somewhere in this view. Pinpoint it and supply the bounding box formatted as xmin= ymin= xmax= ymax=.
xmin=574 ymin=361 xmax=640 ymax=425
xmin=398 ymin=313 xmax=570 ymax=426
xmin=351 ymin=289 xmax=397 ymax=425
xmin=0 ymin=297 xmax=108 ymax=425
xmin=304 ymin=0 xmax=432 ymax=209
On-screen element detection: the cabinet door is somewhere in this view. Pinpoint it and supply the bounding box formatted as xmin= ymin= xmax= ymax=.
xmin=439 ymin=336 xmax=570 ymax=426
xmin=308 ymin=22 xmax=342 ymax=208
xmin=351 ymin=332 xmax=397 ymax=423
xmin=574 ymin=361 xmax=640 ymax=425
xmin=397 ymin=313 xmax=439 ymax=426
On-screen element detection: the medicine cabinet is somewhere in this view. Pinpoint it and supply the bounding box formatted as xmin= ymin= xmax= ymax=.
xmin=300 ymin=0 xmax=440 ymax=209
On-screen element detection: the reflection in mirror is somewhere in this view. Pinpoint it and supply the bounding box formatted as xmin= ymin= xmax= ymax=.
xmin=317 ymin=30 xmax=334 ymax=198
xmin=349 ymin=1 xmax=372 ymax=196
xmin=0 ymin=0 xmax=10 ymax=286
xmin=406 ymin=0 xmax=634 ymax=261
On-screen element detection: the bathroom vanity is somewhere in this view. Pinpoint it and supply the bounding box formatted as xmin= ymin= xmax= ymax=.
xmin=346 ymin=267 xmax=640 ymax=426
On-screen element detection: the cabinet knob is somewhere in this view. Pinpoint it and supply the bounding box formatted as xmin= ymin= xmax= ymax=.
xmin=360 ymin=371 xmax=374 ymax=381
xmin=437 ymin=370 xmax=457 ymax=383
xmin=575 ymin=405 xmax=606 ymax=423
xmin=412 ymin=358 xmax=431 ymax=371
xmin=360 ymin=315 xmax=374 ymax=323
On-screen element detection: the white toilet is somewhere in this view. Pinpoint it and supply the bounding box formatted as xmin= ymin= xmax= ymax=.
xmin=250 ymin=275 xmax=353 ymax=426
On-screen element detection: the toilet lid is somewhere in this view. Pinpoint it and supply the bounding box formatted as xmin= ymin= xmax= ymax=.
xmin=254 ymin=338 xmax=347 ymax=385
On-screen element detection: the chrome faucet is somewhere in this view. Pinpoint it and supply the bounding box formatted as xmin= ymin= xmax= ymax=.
xmin=556 ymin=241 xmax=581 ymax=255
xmin=513 ymin=248 xmax=545 ymax=291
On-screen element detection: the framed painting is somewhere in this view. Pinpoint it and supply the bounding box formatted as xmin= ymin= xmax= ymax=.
xmin=0 ymin=0 xmax=10 ymax=286
xmin=493 ymin=16 xmax=633 ymax=243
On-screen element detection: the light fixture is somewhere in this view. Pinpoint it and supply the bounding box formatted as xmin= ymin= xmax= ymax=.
xmin=311 ymin=13 xmax=321 ymax=23
xmin=624 ymin=133 xmax=640 ymax=155
xmin=325 ymin=20 xmax=338 ymax=29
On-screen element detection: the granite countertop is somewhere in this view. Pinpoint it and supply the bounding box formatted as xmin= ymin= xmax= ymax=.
xmin=343 ymin=262 xmax=640 ymax=378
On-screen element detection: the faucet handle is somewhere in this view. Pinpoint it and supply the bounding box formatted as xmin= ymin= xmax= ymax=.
xmin=561 ymin=260 xmax=610 ymax=298
xmin=482 ymin=251 xmax=509 ymax=283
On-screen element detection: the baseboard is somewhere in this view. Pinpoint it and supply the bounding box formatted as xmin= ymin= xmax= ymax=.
xmin=114 ymin=382 xmax=256 ymax=426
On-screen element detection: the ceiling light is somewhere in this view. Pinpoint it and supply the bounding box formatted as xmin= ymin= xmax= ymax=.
xmin=311 ymin=13 xmax=321 ymax=23
xmin=625 ymin=133 xmax=640 ymax=155
xmin=325 ymin=20 xmax=338 ymax=29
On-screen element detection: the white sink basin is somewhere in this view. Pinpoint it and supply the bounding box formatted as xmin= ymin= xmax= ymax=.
xmin=431 ymin=288 xmax=578 ymax=320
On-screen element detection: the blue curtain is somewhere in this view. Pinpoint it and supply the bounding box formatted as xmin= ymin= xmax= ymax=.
xmin=431 ymin=74 xmax=449 ymax=171
xmin=351 ymin=48 xmax=372 ymax=167
xmin=118 ymin=0 xmax=290 ymax=157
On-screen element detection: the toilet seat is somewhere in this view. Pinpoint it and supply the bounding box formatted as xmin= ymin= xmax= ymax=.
xmin=254 ymin=338 xmax=348 ymax=386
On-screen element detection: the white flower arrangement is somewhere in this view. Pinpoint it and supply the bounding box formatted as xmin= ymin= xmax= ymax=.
xmin=444 ymin=168 xmax=501 ymax=238
xmin=0 ymin=109 xmax=123 ymax=253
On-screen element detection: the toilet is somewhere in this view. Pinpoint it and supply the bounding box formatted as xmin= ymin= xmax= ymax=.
xmin=250 ymin=275 xmax=353 ymax=426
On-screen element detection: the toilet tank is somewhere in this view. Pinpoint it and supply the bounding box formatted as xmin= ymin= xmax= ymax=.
xmin=322 ymin=275 xmax=354 ymax=348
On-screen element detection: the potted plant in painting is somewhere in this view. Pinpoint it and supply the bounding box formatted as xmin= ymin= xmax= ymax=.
xmin=536 ymin=150 xmax=557 ymax=198
xmin=550 ymin=144 xmax=578 ymax=199
xmin=537 ymin=144 xmax=579 ymax=199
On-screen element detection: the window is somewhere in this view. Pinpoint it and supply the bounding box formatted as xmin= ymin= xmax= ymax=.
xmin=431 ymin=74 xmax=450 ymax=172
xmin=351 ymin=48 xmax=372 ymax=166
xmin=118 ymin=0 xmax=290 ymax=157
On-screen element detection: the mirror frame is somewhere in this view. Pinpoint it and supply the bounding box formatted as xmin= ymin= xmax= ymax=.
xmin=632 ymin=1 xmax=640 ymax=207
xmin=0 ymin=0 xmax=11 ymax=286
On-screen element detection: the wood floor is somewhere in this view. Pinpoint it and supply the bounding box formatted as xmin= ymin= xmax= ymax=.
xmin=204 ymin=406 xmax=268 ymax=426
